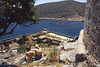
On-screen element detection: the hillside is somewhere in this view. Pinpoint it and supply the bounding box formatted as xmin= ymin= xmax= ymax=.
xmin=35 ymin=0 xmax=86 ymax=20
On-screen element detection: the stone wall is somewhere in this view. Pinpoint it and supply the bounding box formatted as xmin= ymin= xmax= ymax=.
xmin=84 ymin=0 xmax=100 ymax=64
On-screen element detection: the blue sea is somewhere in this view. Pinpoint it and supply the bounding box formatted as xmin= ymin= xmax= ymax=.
xmin=0 ymin=19 xmax=84 ymax=40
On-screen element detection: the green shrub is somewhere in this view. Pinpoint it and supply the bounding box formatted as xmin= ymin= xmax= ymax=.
xmin=17 ymin=34 xmax=28 ymax=45
xmin=39 ymin=43 xmax=48 ymax=47
xmin=17 ymin=45 xmax=27 ymax=53
xmin=48 ymin=48 xmax=58 ymax=62
xmin=4 ymin=46 xmax=10 ymax=50
xmin=0 ymin=45 xmax=3 ymax=50
xmin=3 ymin=40 xmax=9 ymax=47
xmin=37 ymin=37 xmax=41 ymax=44
xmin=47 ymin=39 xmax=52 ymax=46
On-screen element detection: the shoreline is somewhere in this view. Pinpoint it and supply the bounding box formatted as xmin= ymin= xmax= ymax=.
xmin=39 ymin=17 xmax=84 ymax=22
xmin=40 ymin=17 xmax=67 ymax=20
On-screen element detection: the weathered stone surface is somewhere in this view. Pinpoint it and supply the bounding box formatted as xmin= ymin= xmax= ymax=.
xmin=84 ymin=0 xmax=100 ymax=63
xmin=77 ymin=60 xmax=88 ymax=67
xmin=96 ymin=64 xmax=100 ymax=67
xmin=75 ymin=30 xmax=87 ymax=62
xmin=73 ymin=30 xmax=87 ymax=63
xmin=59 ymin=41 xmax=77 ymax=63
xmin=86 ymin=55 xmax=98 ymax=67
xmin=56 ymin=45 xmax=63 ymax=51
xmin=0 ymin=60 xmax=3 ymax=65
xmin=62 ymin=63 xmax=74 ymax=67
xmin=59 ymin=50 xmax=75 ymax=62
xmin=62 ymin=65 xmax=70 ymax=67
xmin=76 ymin=30 xmax=86 ymax=54
xmin=14 ymin=55 xmax=25 ymax=64
xmin=0 ymin=59 xmax=8 ymax=66
xmin=63 ymin=42 xmax=77 ymax=50
xmin=12 ymin=50 xmax=17 ymax=54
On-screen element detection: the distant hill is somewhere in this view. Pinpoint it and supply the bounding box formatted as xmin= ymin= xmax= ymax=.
xmin=35 ymin=0 xmax=86 ymax=20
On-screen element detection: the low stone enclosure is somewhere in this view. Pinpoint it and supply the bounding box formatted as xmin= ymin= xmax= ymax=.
xmin=0 ymin=29 xmax=75 ymax=46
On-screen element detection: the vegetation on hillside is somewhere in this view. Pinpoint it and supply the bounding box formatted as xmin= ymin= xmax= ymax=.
xmin=35 ymin=0 xmax=86 ymax=18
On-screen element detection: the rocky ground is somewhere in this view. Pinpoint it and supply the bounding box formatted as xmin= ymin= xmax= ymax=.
xmin=0 ymin=30 xmax=90 ymax=67
xmin=0 ymin=41 xmax=78 ymax=67
xmin=0 ymin=41 xmax=77 ymax=67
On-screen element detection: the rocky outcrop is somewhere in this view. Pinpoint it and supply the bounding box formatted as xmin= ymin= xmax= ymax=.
xmin=83 ymin=0 xmax=100 ymax=66
xmin=76 ymin=30 xmax=87 ymax=55
xmin=75 ymin=30 xmax=87 ymax=63
xmin=76 ymin=2 xmax=100 ymax=65
xmin=84 ymin=0 xmax=100 ymax=64
xmin=59 ymin=41 xmax=77 ymax=67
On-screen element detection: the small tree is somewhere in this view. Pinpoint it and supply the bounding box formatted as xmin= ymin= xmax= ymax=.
xmin=17 ymin=45 xmax=27 ymax=53
xmin=3 ymin=40 xmax=9 ymax=47
xmin=0 ymin=0 xmax=38 ymax=36
xmin=0 ymin=45 xmax=3 ymax=50
xmin=48 ymin=39 xmax=52 ymax=46
xmin=26 ymin=40 xmax=31 ymax=46
xmin=17 ymin=34 xmax=28 ymax=45
xmin=37 ymin=37 xmax=41 ymax=44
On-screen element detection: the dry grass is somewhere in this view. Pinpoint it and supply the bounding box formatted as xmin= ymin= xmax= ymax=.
xmin=39 ymin=43 xmax=48 ymax=47
xmin=50 ymin=45 xmax=57 ymax=48
xmin=25 ymin=40 xmax=37 ymax=46
xmin=65 ymin=48 xmax=75 ymax=52
xmin=65 ymin=57 xmax=71 ymax=64
xmin=29 ymin=60 xmax=64 ymax=67
xmin=8 ymin=54 xmax=24 ymax=66
xmin=15 ymin=48 xmax=65 ymax=67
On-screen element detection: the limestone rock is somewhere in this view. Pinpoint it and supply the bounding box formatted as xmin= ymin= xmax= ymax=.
xmin=63 ymin=42 xmax=77 ymax=50
xmin=96 ymin=64 xmax=100 ymax=67
xmin=77 ymin=60 xmax=88 ymax=67
xmin=59 ymin=50 xmax=75 ymax=62
xmin=62 ymin=65 xmax=70 ymax=67
xmin=75 ymin=30 xmax=87 ymax=62
xmin=14 ymin=55 xmax=25 ymax=64
xmin=56 ymin=45 xmax=63 ymax=51
xmin=0 ymin=59 xmax=8 ymax=65
xmin=76 ymin=30 xmax=87 ymax=54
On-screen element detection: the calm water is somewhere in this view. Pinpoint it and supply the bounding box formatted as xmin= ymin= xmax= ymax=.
xmin=0 ymin=19 xmax=84 ymax=40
